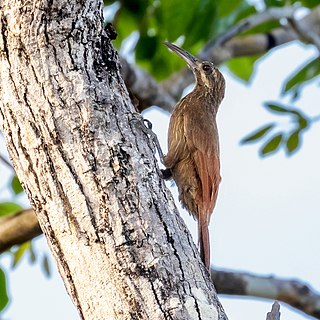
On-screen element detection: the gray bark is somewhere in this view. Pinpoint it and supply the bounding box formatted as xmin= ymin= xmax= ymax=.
xmin=0 ymin=0 xmax=227 ymax=319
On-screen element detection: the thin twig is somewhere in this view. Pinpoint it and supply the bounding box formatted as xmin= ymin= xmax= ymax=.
xmin=202 ymin=6 xmax=296 ymax=57
xmin=163 ymin=6 xmax=320 ymax=100
xmin=0 ymin=153 xmax=14 ymax=170
xmin=120 ymin=57 xmax=175 ymax=112
xmin=120 ymin=6 xmax=320 ymax=110
xmin=288 ymin=16 xmax=320 ymax=52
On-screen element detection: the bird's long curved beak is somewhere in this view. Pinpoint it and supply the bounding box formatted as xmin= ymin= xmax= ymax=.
xmin=164 ymin=42 xmax=198 ymax=69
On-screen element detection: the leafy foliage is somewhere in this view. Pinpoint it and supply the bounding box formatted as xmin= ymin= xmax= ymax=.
xmin=0 ymin=0 xmax=318 ymax=314
xmin=0 ymin=267 xmax=8 ymax=313
xmin=226 ymin=55 xmax=260 ymax=82
xmin=0 ymin=202 xmax=22 ymax=217
xmin=264 ymin=0 xmax=319 ymax=7
xmin=42 ymin=255 xmax=51 ymax=278
xmin=11 ymin=176 xmax=23 ymax=195
xmin=241 ymin=124 xmax=275 ymax=143
xmin=11 ymin=242 xmax=31 ymax=268
xmin=242 ymin=102 xmax=310 ymax=156
xmin=261 ymin=133 xmax=283 ymax=155
xmin=106 ymin=0 xmax=318 ymax=152
xmin=106 ymin=0 xmax=260 ymax=79
xmin=283 ymin=57 xmax=320 ymax=98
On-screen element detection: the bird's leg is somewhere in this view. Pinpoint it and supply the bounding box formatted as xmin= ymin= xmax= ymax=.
xmin=160 ymin=168 xmax=172 ymax=180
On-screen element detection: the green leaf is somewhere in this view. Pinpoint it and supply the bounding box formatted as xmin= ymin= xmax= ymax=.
xmin=260 ymin=133 xmax=283 ymax=155
xmin=113 ymin=8 xmax=140 ymax=48
xmin=11 ymin=175 xmax=24 ymax=195
xmin=183 ymin=0 xmax=218 ymax=48
xmin=228 ymin=1 xmax=256 ymax=25
xmin=218 ymin=0 xmax=242 ymax=17
xmin=0 ymin=202 xmax=22 ymax=217
xmin=121 ymin=0 xmax=149 ymax=20
xmin=264 ymin=0 xmax=285 ymax=7
xmin=242 ymin=20 xmax=280 ymax=35
xmin=264 ymin=102 xmax=303 ymax=117
xmin=160 ymin=0 xmax=198 ymax=42
xmin=157 ymin=0 xmax=218 ymax=48
xmin=136 ymin=33 xmax=159 ymax=60
xmin=0 ymin=267 xmax=9 ymax=312
xmin=283 ymin=57 xmax=320 ymax=95
xmin=286 ymin=130 xmax=300 ymax=154
xmin=217 ymin=1 xmax=256 ymax=35
xmin=298 ymin=0 xmax=320 ymax=8
xmin=264 ymin=103 xmax=309 ymax=125
xmin=298 ymin=115 xmax=309 ymax=130
xmin=12 ymin=242 xmax=30 ymax=268
xmin=42 ymin=255 xmax=51 ymax=278
xmin=226 ymin=55 xmax=259 ymax=82
xmin=264 ymin=102 xmax=291 ymax=114
xmin=28 ymin=242 xmax=37 ymax=264
xmin=241 ymin=123 xmax=275 ymax=144
xmin=137 ymin=38 xmax=186 ymax=80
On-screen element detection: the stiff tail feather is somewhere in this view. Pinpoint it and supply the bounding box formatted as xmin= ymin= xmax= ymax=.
xmin=198 ymin=218 xmax=210 ymax=269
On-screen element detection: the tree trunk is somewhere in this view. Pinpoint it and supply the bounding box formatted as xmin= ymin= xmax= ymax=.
xmin=0 ymin=1 xmax=227 ymax=319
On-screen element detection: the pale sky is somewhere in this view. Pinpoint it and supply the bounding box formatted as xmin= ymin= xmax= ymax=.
xmin=1 ymin=41 xmax=319 ymax=320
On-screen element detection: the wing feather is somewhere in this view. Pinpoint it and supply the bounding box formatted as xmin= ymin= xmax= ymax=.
xmin=184 ymin=111 xmax=221 ymax=216
xmin=164 ymin=100 xmax=188 ymax=169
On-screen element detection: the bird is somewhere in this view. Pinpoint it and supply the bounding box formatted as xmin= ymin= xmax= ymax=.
xmin=164 ymin=42 xmax=225 ymax=269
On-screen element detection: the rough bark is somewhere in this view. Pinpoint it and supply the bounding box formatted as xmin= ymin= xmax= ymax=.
xmin=2 ymin=207 xmax=320 ymax=319
xmin=0 ymin=0 xmax=227 ymax=320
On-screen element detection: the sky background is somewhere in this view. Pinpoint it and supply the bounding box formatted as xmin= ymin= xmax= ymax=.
xmin=0 ymin=40 xmax=319 ymax=320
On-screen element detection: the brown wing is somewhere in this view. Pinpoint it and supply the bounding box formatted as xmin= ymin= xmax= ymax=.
xmin=164 ymin=99 xmax=188 ymax=169
xmin=183 ymin=110 xmax=221 ymax=217
xmin=184 ymin=109 xmax=221 ymax=269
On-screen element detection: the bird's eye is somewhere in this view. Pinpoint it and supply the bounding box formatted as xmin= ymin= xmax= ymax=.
xmin=202 ymin=63 xmax=212 ymax=73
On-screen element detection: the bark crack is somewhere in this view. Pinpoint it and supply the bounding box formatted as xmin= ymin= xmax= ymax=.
xmin=0 ymin=1 xmax=228 ymax=318
xmin=1 ymin=15 xmax=10 ymax=66
xmin=43 ymin=211 xmax=84 ymax=320
xmin=152 ymin=199 xmax=186 ymax=283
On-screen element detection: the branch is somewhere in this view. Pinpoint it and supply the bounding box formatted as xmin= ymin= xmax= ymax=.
xmin=119 ymin=6 xmax=320 ymax=111
xmin=0 ymin=1 xmax=228 ymax=317
xmin=0 ymin=153 xmax=14 ymax=170
xmin=211 ymin=269 xmax=320 ymax=319
xmin=0 ymin=209 xmax=42 ymax=253
xmin=0 ymin=211 xmax=319 ymax=319
xmin=120 ymin=57 xmax=175 ymax=112
xmin=288 ymin=16 xmax=320 ymax=52
xmin=266 ymin=301 xmax=281 ymax=320
xmin=202 ymin=6 xmax=297 ymax=55
xmin=163 ymin=5 xmax=320 ymax=100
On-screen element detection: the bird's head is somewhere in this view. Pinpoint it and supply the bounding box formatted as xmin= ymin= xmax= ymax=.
xmin=165 ymin=42 xmax=225 ymax=101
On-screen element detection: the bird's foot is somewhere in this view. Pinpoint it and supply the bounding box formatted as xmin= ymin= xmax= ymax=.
xmin=160 ymin=168 xmax=172 ymax=180
xmin=129 ymin=113 xmax=165 ymax=164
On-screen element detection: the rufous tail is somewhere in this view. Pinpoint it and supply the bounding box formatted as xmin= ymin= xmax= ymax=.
xmin=198 ymin=220 xmax=210 ymax=270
